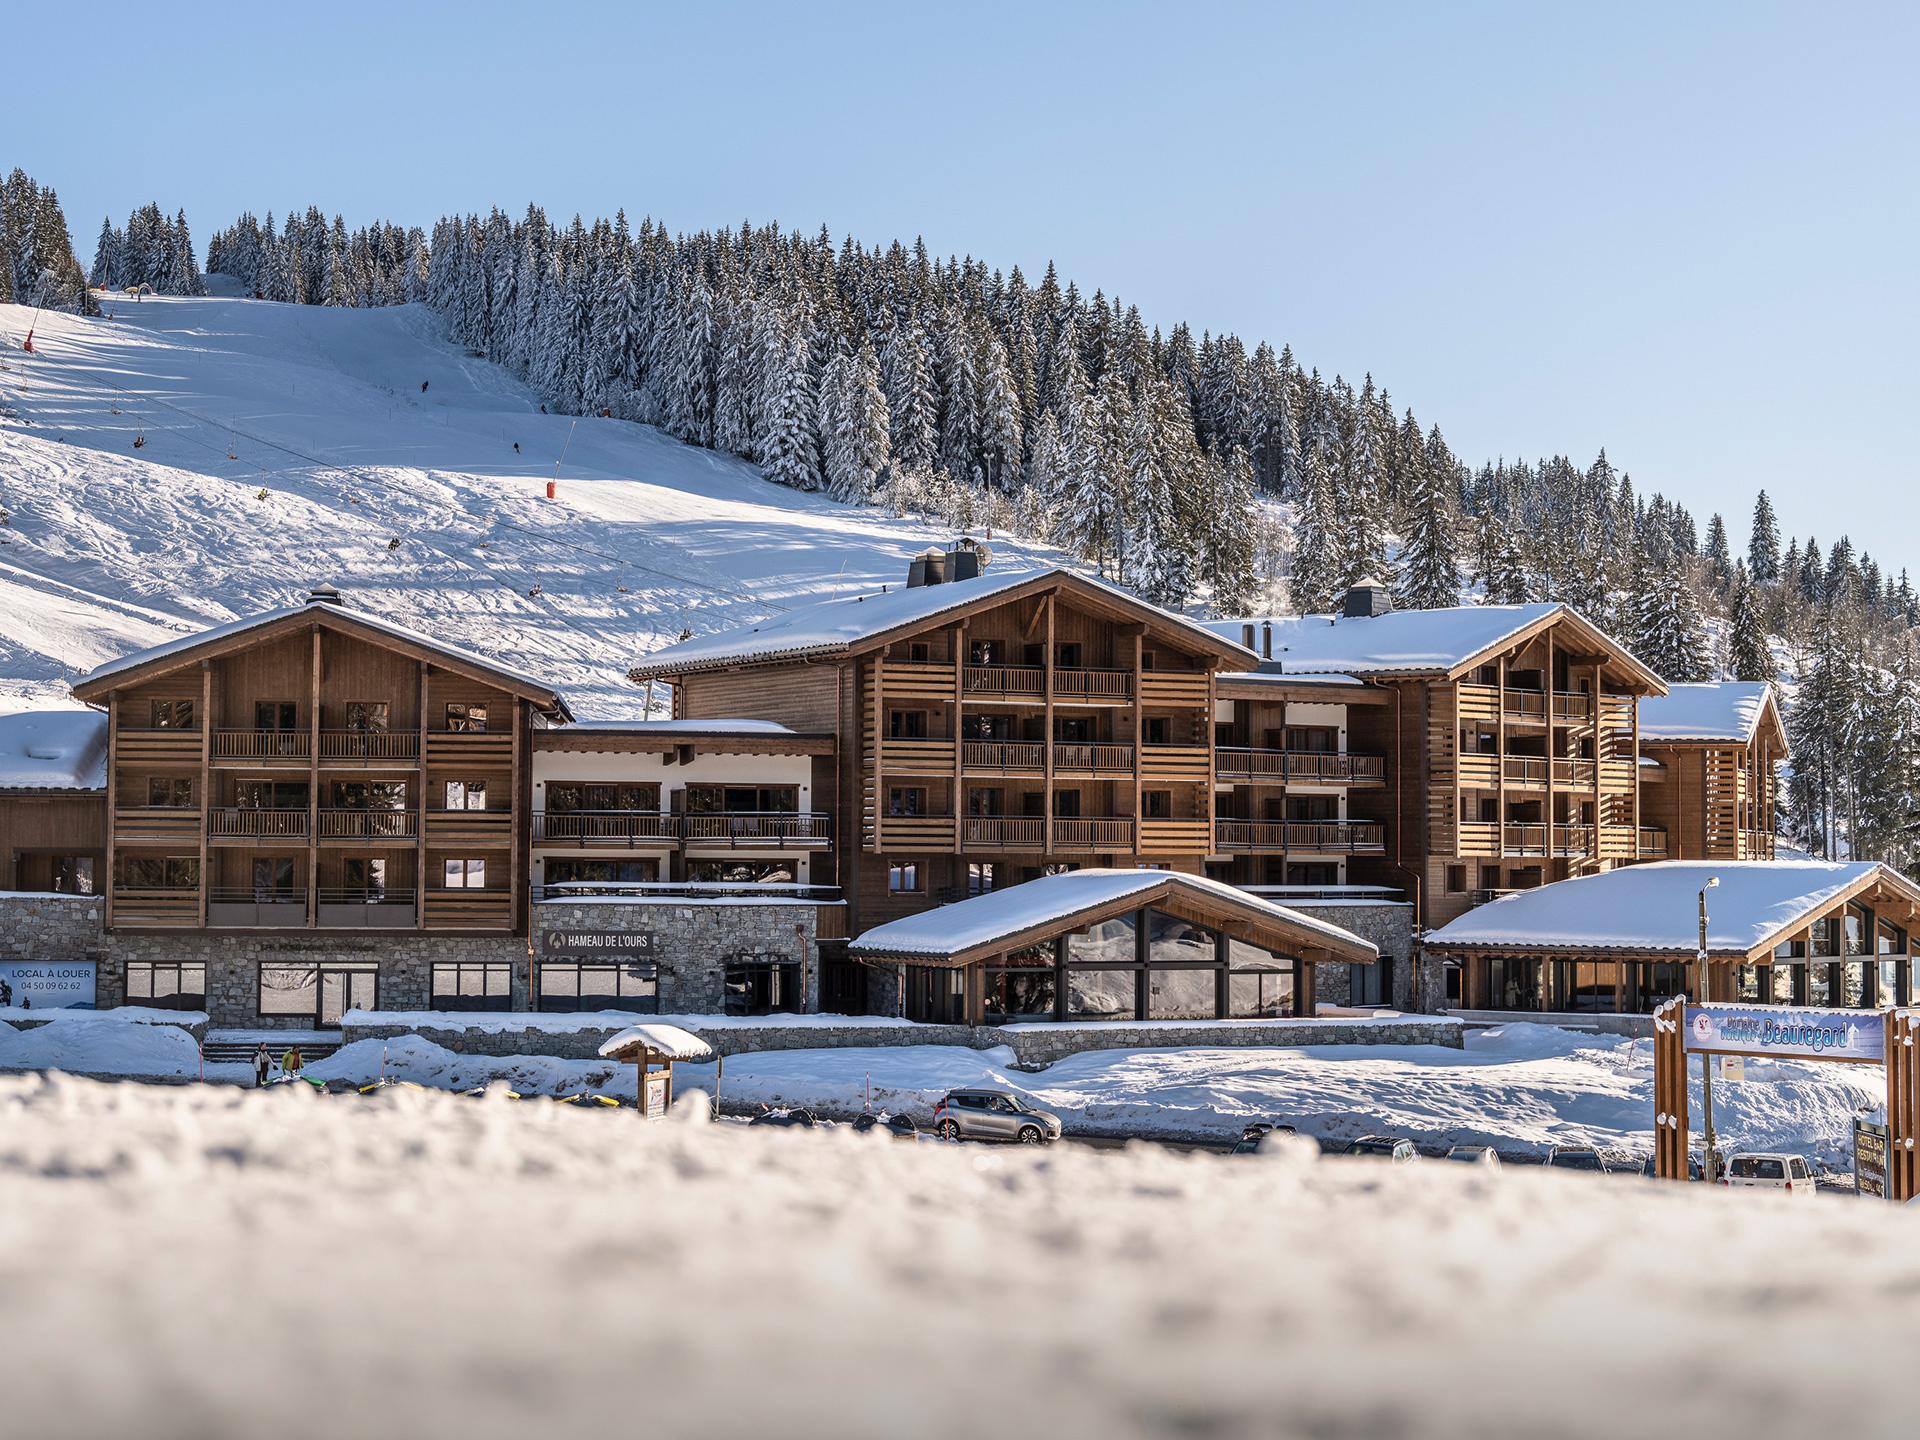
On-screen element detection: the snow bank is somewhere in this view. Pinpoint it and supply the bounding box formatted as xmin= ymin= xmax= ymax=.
xmin=0 ymin=707 xmax=107 ymax=789
xmin=0 ymin=1009 xmax=205 ymax=1076
xmin=1 ymin=1072 xmax=1915 ymax=1439
xmin=304 ymin=1035 xmax=629 ymax=1098
xmin=341 ymin=1008 xmax=921 ymax=1034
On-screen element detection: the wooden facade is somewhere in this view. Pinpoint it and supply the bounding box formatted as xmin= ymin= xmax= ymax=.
xmin=1638 ymin=695 xmax=1787 ymax=862
xmin=70 ymin=598 xmax=569 ymax=935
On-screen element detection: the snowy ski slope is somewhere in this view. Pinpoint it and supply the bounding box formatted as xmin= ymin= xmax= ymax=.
xmin=0 ymin=292 xmax=1059 ymax=717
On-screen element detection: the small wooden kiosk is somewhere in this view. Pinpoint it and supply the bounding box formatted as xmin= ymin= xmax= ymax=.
xmin=598 ymin=1023 xmax=715 ymax=1117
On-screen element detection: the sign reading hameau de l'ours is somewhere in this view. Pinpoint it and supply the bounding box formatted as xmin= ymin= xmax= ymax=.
xmin=1684 ymin=1005 xmax=1885 ymax=1064
xmin=541 ymin=928 xmax=659 ymax=958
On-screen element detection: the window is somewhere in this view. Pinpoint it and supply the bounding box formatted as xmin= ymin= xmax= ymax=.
xmin=1445 ymin=865 xmax=1468 ymax=894
xmin=345 ymin=701 xmax=389 ymax=733
xmin=259 ymin=963 xmax=319 ymax=1017
xmin=148 ymin=776 xmax=193 ymax=807
xmin=685 ymin=860 xmax=794 ymax=884
xmin=1142 ymin=716 xmax=1171 ymax=746
xmin=332 ymin=780 xmax=407 ymax=810
xmin=966 ymin=862 xmax=996 ymax=896
xmin=984 ymin=943 xmax=1057 ymax=1023
xmin=888 ymin=710 xmax=928 ymax=739
xmin=446 ymin=703 xmax=489 ymax=733
xmin=683 ymin=785 xmax=797 ymax=814
xmin=343 ymin=857 xmax=388 ymax=902
xmin=546 ymin=858 xmax=658 ymax=887
xmin=1140 ymin=650 xmax=1157 ymax=670
xmin=443 ymin=858 xmax=487 ymax=888
xmin=536 ymin=960 xmax=658 ymax=1014
xmin=969 ymin=639 xmax=1001 ymax=666
xmin=431 ymin=961 xmax=512 ymax=1011
xmin=1055 ymin=643 xmax=1082 ymax=669
xmin=150 ymin=699 xmax=194 ymax=729
xmin=724 ymin=955 xmax=802 ymax=1015
xmin=1054 ymin=715 xmax=1094 ymax=743
xmin=122 ymin=855 xmax=198 ymax=889
xmin=50 ymin=856 xmax=95 ymax=895
xmin=546 ymin=782 xmax=658 ymax=813
xmin=251 ymin=857 xmax=297 ymax=900
xmin=888 ymin=862 xmax=922 ymax=894
xmin=445 ymin=780 xmax=488 ymax=810
xmin=1285 ymin=726 xmax=1337 ymax=754
xmin=888 ymin=787 xmax=925 ymax=817
xmin=255 ymin=701 xmax=297 ymax=730
xmin=124 ymin=960 xmax=206 ymax=1010
xmin=908 ymin=642 xmax=932 ymax=663
xmin=1144 ymin=790 xmax=1172 ymax=820
xmin=236 ymin=779 xmax=308 ymax=810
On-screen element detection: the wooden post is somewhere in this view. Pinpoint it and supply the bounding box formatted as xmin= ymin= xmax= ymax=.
xmin=308 ymin=625 xmax=321 ymax=928
xmin=104 ymin=692 xmax=118 ymax=930
xmin=1132 ymin=630 xmax=1144 ymax=857
xmin=870 ymin=657 xmax=884 ymax=854
xmin=952 ymin=621 xmax=965 ymax=857
xmin=1590 ymin=662 xmax=1603 ymax=866
xmin=1043 ymin=592 xmax=1056 ymax=857
xmin=1632 ymin=687 xmax=1642 ymax=854
xmin=1543 ymin=629 xmax=1555 ymax=877
xmin=1652 ymin=995 xmax=1689 ymax=1180
xmin=199 ymin=660 xmax=212 ymax=927
xmin=509 ymin=697 xmax=525 ymax=933
xmin=1888 ymin=1010 xmax=1918 ymax=1202
xmin=1495 ymin=654 xmax=1507 ymax=868
xmin=417 ymin=661 xmax=429 ymax=930
xmin=1204 ymin=665 xmax=1217 ymax=868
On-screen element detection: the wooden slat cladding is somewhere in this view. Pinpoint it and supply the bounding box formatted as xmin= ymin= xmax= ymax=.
xmin=680 ymin=666 xmax=840 ymax=732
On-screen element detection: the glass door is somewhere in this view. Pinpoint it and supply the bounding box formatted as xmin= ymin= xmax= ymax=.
xmin=318 ymin=965 xmax=378 ymax=1027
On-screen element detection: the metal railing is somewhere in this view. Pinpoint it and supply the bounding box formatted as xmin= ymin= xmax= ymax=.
xmin=1215 ymin=748 xmax=1386 ymax=783
xmin=213 ymin=729 xmax=310 ymax=760
xmin=1214 ymin=819 xmax=1387 ymax=853
xmin=1052 ymin=668 xmax=1133 ymax=702
xmin=534 ymin=811 xmax=679 ymax=844
xmin=209 ymin=807 xmax=310 ymax=839
xmin=680 ymin=811 xmax=832 ymax=846
xmin=318 ymin=808 xmax=418 ymax=839
xmin=319 ymin=729 xmax=420 ymax=761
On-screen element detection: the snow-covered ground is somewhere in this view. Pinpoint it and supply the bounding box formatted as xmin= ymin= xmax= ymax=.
xmin=1 ymin=1072 xmax=1914 ymax=1440
xmin=3 ymin=1011 xmax=1882 ymax=1162
xmin=0 ymin=296 xmax=1060 ymax=714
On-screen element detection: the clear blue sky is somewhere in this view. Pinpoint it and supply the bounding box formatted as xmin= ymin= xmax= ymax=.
xmin=12 ymin=2 xmax=1916 ymax=568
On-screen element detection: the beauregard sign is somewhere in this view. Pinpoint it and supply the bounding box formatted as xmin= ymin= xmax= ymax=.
xmin=1684 ymin=1005 xmax=1885 ymax=1064
xmin=542 ymin=929 xmax=659 ymax=959
xmin=0 ymin=959 xmax=97 ymax=1010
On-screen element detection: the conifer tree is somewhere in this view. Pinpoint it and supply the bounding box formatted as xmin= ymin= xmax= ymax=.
xmin=1748 ymin=491 xmax=1781 ymax=584
xmin=1393 ymin=465 xmax=1461 ymax=609
xmin=1727 ymin=574 xmax=1773 ymax=682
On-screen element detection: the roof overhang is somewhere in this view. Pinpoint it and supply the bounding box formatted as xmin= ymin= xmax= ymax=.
xmin=1439 ymin=605 xmax=1668 ymax=694
xmin=533 ymin=729 xmax=833 ymax=757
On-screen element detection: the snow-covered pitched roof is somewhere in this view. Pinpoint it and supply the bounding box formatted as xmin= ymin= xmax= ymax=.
xmin=1638 ymin=682 xmax=1782 ymax=747
xmin=630 ymin=568 xmax=1257 ymax=676
xmin=1205 ymin=603 xmax=1661 ymax=689
xmin=597 ymin=1023 xmax=715 ymax=1062
xmin=74 ymin=596 xmax=570 ymax=716
xmin=558 ymin=718 xmax=797 ymax=735
xmin=1424 ymin=861 xmax=1912 ymax=958
xmin=0 ymin=709 xmax=108 ymax=791
xmin=847 ymin=868 xmax=1377 ymax=963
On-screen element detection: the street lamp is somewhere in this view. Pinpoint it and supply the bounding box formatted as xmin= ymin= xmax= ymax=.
xmin=1698 ymin=876 xmax=1720 ymax=1183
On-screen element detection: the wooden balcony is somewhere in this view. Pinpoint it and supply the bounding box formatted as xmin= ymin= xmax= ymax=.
xmin=317 ymin=808 xmax=418 ymax=842
xmin=1215 ymin=819 xmax=1387 ymax=854
xmin=209 ymin=807 xmax=310 ymax=841
xmin=1053 ymin=742 xmax=1135 ymax=775
xmin=1052 ymin=817 xmax=1136 ymax=851
xmin=1052 ymin=668 xmax=1133 ymax=704
xmin=423 ymin=888 xmax=513 ymax=930
xmin=424 ymin=808 xmax=514 ymax=845
xmin=119 ymin=728 xmax=203 ymax=764
xmin=425 ymin=729 xmax=513 ymax=766
xmin=963 ymin=665 xmax=1045 ymax=701
xmin=207 ymin=888 xmax=308 ymax=928
xmin=1214 ymin=748 xmax=1385 ymax=785
xmin=319 ymin=729 xmax=420 ymax=764
xmin=1502 ymin=823 xmax=1594 ymax=858
xmin=112 ymin=886 xmax=199 ymax=926
xmin=114 ymin=806 xmax=201 ymax=841
xmin=961 ymin=741 xmax=1045 ymax=774
xmin=873 ymin=737 xmax=957 ymax=774
xmin=211 ymin=729 xmax=310 ymax=763
xmin=958 ymin=816 xmax=1046 ymax=851
xmin=1138 ymin=671 xmax=1210 ymax=705
xmin=533 ymin=811 xmax=679 ymax=846
xmin=680 ymin=812 xmax=831 ymax=849
xmin=1456 ymin=686 xmax=1596 ymax=726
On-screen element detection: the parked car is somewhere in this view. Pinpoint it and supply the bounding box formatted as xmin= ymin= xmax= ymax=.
xmin=749 ymin=1106 xmax=824 ymax=1129
xmin=931 ymin=1088 xmax=1062 ymax=1145
xmin=1444 ymin=1144 xmax=1501 ymax=1168
xmin=1229 ymin=1121 xmax=1298 ymax=1155
xmin=1543 ymin=1146 xmax=1611 ymax=1174
xmin=851 ymin=1111 xmax=920 ymax=1139
xmin=1723 ymin=1152 xmax=1818 ymax=1198
xmin=1638 ymin=1154 xmax=1706 ymax=1181
xmin=1341 ymin=1135 xmax=1420 ymax=1164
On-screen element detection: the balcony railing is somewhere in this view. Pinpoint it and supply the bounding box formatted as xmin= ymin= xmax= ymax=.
xmin=1052 ymin=668 xmax=1134 ymax=703
xmin=318 ymin=808 xmax=418 ymax=840
xmin=1051 ymin=742 xmax=1134 ymax=773
xmin=213 ymin=729 xmax=310 ymax=760
xmin=680 ymin=812 xmax=832 ymax=847
xmin=961 ymin=740 xmax=1046 ymax=773
xmin=1051 ymin=817 xmax=1136 ymax=850
xmin=534 ymin=810 xmax=680 ymax=845
xmin=959 ymin=816 xmax=1047 ymax=850
xmin=316 ymin=887 xmax=420 ymax=928
xmin=319 ymin=729 xmax=420 ymax=762
xmin=209 ymin=807 xmax=310 ymax=839
xmin=1214 ymin=819 xmax=1387 ymax=854
xmin=1214 ymin=748 xmax=1386 ymax=784
xmin=963 ymin=665 xmax=1045 ymax=699
xmin=1501 ymin=823 xmax=1594 ymax=857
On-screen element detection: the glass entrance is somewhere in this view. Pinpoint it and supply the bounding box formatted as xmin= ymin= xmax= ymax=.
xmin=318 ymin=965 xmax=378 ymax=1027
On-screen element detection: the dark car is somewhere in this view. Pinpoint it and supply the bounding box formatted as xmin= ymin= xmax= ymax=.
xmin=1639 ymin=1154 xmax=1706 ymax=1181
xmin=1544 ymin=1145 xmax=1611 ymax=1174
xmin=1341 ymin=1135 xmax=1420 ymax=1164
xmin=1230 ymin=1121 xmax=1298 ymax=1155
xmin=749 ymin=1107 xmax=823 ymax=1128
xmin=851 ymin=1111 xmax=919 ymax=1139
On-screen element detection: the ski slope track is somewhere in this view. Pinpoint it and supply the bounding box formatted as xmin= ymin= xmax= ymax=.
xmin=0 ymin=294 xmax=1060 ymax=717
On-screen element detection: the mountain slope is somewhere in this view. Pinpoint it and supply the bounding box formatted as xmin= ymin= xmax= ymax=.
xmin=0 ymin=294 xmax=1058 ymax=716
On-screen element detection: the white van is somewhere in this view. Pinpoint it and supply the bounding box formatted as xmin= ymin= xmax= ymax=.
xmin=1723 ymin=1152 xmax=1817 ymax=1198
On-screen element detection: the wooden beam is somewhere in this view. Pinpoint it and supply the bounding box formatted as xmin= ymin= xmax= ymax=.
xmin=1132 ymin=630 xmax=1144 ymax=857
xmin=103 ymin=692 xmax=118 ymax=931
xmin=417 ymin=661 xmax=429 ymax=931
xmin=1590 ymin=661 xmax=1603 ymax=868
xmin=199 ymin=660 xmax=212 ymax=927
xmin=1043 ymin=593 xmax=1056 ymax=857
xmin=1544 ymin=627 xmax=1555 ymax=878
xmin=308 ymin=625 xmax=321 ymax=929
xmin=870 ymin=656 xmax=884 ymax=855
xmin=952 ymin=621 xmax=965 ymax=856
xmin=509 ymin=697 xmax=526 ymax=934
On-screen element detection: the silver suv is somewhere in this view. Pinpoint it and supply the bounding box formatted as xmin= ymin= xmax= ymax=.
xmin=932 ymin=1088 xmax=1062 ymax=1145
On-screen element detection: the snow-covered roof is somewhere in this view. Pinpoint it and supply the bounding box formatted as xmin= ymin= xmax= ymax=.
xmin=1425 ymin=861 xmax=1913 ymax=957
xmin=847 ymin=868 xmax=1377 ymax=962
xmin=631 ymin=568 xmax=1257 ymax=676
xmin=557 ymin=718 xmax=798 ymax=735
xmin=75 ymin=596 xmax=570 ymax=715
xmin=0 ymin=709 xmax=108 ymax=791
xmin=1217 ymin=670 xmax=1368 ymax=689
xmin=1638 ymin=682 xmax=1780 ymax=746
xmin=1205 ymin=602 xmax=1659 ymax=687
xmin=597 ymin=1023 xmax=715 ymax=1062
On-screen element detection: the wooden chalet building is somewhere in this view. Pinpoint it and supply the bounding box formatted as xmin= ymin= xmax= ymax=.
xmin=629 ymin=555 xmax=1261 ymax=1006
xmin=1205 ymin=585 xmax=1668 ymax=931
xmin=0 ymin=710 xmax=109 ymax=895
xmin=1636 ymin=682 xmax=1786 ymax=861
xmin=70 ymin=584 xmax=571 ymax=939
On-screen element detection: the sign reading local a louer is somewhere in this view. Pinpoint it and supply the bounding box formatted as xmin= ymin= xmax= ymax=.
xmin=1684 ymin=1005 xmax=1885 ymax=1064
xmin=0 ymin=959 xmax=97 ymax=1010
xmin=542 ymin=928 xmax=658 ymax=958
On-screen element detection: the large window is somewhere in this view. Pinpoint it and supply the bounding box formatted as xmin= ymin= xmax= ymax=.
xmin=1485 ymin=958 xmax=1541 ymax=1011
xmin=252 ymin=857 xmax=297 ymax=900
xmin=536 ymin=960 xmax=658 ymax=1013
xmin=50 ymin=855 xmax=95 ymax=895
xmin=684 ymin=785 xmax=797 ymax=814
xmin=444 ymin=780 xmax=488 ymax=810
xmin=443 ymin=859 xmax=487 ymax=888
xmin=984 ymin=944 xmax=1057 ymax=1023
xmin=255 ymin=701 xmax=297 ymax=730
xmin=724 ymin=956 xmax=801 ymax=1016
xmin=259 ymin=963 xmax=320 ymax=1016
xmin=446 ymin=703 xmax=489 ymax=733
xmin=237 ymin=779 xmax=308 ymax=810
xmin=148 ymin=777 xmax=193 ymax=807
xmin=125 ymin=960 xmax=206 ymax=1010
xmin=122 ymin=855 xmax=198 ymax=889
xmin=344 ymin=857 xmax=388 ymax=902
xmin=546 ymin=859 xmax=658 ymax=887
xmin=888 ymin=863 xmax=922 ymax=894
xmin=345 ymin=701 xmax=389 ymax=733
xmin=331 ymin=780 xmax=407 ymax=810
xmin=546 ymin=782 xmax=659 ymax=813
xmin=431 ymin=961 xmax=512 ymax=1011
xmin=686 ymin=860 xmax=794 ymax=884
xmin=150 ymin=699 xmax=194 ymax=729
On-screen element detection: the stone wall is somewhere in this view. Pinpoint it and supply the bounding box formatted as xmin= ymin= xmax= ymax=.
xmin=533 ymin=899 xmax=825 ymax=1014
xmin=1280 ymin=902 xmax=1419 ymax=1011
xmin=990 ymin=1016 xmax=1461 ymax=1068
xmin=0 ymin=893 xmax=106 ymax=963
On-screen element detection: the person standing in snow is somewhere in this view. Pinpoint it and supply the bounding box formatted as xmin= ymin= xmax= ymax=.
xmin=253 ymin=1042 xmax=272 ymax=1088
xmin=282 ymin=1045 xmax=304 ymax=1077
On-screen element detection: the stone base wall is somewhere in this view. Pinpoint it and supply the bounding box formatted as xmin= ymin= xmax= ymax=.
xmin=0 ymin=894 xmax=106 ymax=962
xmin=990 ymin=1017 xmax=1461 ymax=1068
xmin=532 ymin=900 xmax=824 ymax=1015
xmin=1284 ymin=902 xmax=1418 ymax=1011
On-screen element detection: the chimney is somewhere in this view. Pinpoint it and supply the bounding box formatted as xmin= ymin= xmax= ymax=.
xmin=1341 ymin=578 xmax=1392 ymax=620
xmin=307 ymin=582 xmax=345 ymax=607
xmin=1262 ymin=621 xmax=1273 ymax=659
xmin=907 ymin=548 xmax=947 ymax=588
xmin=1241 ymin=622 xmax=1256 ymax=649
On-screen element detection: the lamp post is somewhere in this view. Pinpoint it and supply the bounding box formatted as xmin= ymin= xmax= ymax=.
xmin=1697 ymin=876 xmax=1720 ymax=1183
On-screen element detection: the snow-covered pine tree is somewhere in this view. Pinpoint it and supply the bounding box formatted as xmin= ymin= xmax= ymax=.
xmin=1702 ymin=513 xmax=1732 ymax=591
xmin=1748 ymin=490 xmax=1781 ymax=584
xmin=1289 ymin=450 xmax=1345 ymax=614
xmin=881 ymin=318 xmax=938 ymax=478
xmin=977 ymin=334 xmax=1022 ymax=491
xmin=1394 ymin=463 xmax=1461 ymax=609
xmin=1727 ymin=573 xmax=1773 ymax=681
xmin=761 ymin=323 xmax=823 ymax=492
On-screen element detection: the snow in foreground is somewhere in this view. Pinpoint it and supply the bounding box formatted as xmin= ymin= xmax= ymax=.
xmin=0 ymin=1073 xmax=1913 ymax=1440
